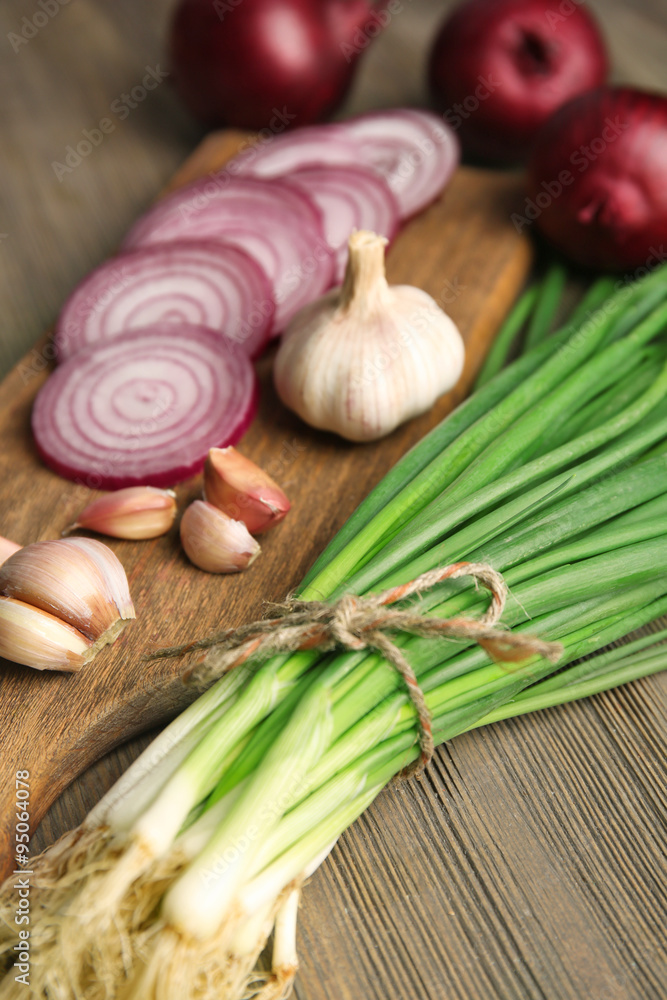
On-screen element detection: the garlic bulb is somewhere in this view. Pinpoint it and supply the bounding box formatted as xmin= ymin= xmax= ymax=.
xmin=274 ymin=230 xmax=465 ymax=442
xmin=180 ymin=500 xmax=261 ymax=574
xmin=0 ymin=538 xmax=135 ymax=671
xmin=204 ymin=448 xmax=291 ymax=535
xmin=64 ymin=486 xmax=178 ymax=540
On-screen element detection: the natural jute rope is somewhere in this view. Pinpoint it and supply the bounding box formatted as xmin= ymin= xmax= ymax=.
xmin=150 ymin=562 xmax=562 ymax=772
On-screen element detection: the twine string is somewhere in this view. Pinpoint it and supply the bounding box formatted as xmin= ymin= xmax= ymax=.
xmin=149 ymin=562 xmax=562 ymax=773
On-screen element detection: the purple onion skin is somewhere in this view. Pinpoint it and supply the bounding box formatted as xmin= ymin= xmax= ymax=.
xmin=527 ymin=86 xmax=667 ymax=272
xmin=169 ymin=0 xmax=381 ymax=130
xmin=428 ymin=0 xmax=608 ymax=165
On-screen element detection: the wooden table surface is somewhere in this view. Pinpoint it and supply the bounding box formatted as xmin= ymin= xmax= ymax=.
xmin=2 ymin=2 xmax=667 ymax=999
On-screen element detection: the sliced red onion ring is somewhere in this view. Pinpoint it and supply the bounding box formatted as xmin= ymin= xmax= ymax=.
xmin=338 ymin=109 xmax=460 ymax=220
xmin=228 ymin=124 xmax=364 ymax=178
xmin=287 ymin=165 xmax=400 ymax=283
xmin=54 ymin=241 xmax=274 ymax=362
xmin=123 ymin=177 xmax=334 ymax=333
xmin=32 ymin=324 xmax=257 ymax=489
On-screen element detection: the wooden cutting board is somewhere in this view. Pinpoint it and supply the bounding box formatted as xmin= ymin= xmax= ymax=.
xmin=0 ymin=130 xmax=532 ymax=880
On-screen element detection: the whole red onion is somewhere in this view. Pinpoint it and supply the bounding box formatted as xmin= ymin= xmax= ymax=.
xmin=526 ymin=87 xmax=667 ymax=271
xmin=428 ymin=0 xmax=608 ymax=164
xmin=169 ymin=0 xmax=385 ymax=129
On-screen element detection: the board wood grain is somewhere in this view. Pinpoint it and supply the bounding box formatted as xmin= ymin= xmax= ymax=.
xmin=0 ymin=130 xmax=533 ymax=881
xmin=3 ymin=2 xmax=666 ymax=997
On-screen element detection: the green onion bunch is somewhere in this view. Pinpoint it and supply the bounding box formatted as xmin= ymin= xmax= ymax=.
xmin=2 ymin=265 xmax=667 ymax=1000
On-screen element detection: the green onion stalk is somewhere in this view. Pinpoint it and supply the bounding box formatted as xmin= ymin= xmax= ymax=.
xmin=474 ymin=264 xmax=617 ymax=390
xmin=3 ymin=266 xmax=667 ymax=1000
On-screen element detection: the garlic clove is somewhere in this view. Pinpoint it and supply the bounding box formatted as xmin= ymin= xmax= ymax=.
xmin=180 ymin=500 xmax=261 ymax=574
xmin=204 ymin=447 xmax=291 ymax=534
xmin=0 ymin=536 xmax=21 ymax=566
xmin=274 ymin=230 xmax=465 ymax=442
xmin=0 ymin=538 xmax=135 ymax=642
xmin=64 ymin=537 xmax=136 ymax=623
xmin=64 ymin=486 xmax=178 ymax=540
xmin=0 ymin=596 xmax=92 ymax=672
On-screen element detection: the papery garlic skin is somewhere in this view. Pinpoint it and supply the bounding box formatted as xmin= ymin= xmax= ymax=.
xmin=0 ymin=538 xmax=135 ymax=642
xmin=204 ymin=448 xmax=291 ymax=534
xmin=0 ymin=538 xmax=135 ymax=671
xmin=181 ymin=500 xmax=261 ymax=574
xmin=66 ymin=537 xmax=136 ymax=623
xmin=0 ymin=596 xmax=92 ymax=672
xmin=274 ymin=230 xmax=465 ymax=442
xmin=65 ymin=486 xmax=178 ymax=540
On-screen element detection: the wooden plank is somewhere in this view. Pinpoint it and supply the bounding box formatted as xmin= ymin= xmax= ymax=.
xmin=0 ymin=130 xmax=533 ymax=881
xmin=294 ymin=677 xmax=667 ymax=1000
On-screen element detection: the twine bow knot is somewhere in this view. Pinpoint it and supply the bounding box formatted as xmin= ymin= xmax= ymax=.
xmin=152 ymin=562 xmax=562 ymax=774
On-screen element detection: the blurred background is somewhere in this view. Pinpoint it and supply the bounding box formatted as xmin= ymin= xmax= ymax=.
xmin=0 ymin=0 xmax=666 ymax=381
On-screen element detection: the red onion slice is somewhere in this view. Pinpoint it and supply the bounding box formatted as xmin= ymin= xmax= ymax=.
xmin=338 ymin=109 xmax=460 ymax=219
xmin=228 ymin=125 xmax=364 ymax=178
xmin=54 ymin=241 xmax=274 ymax=362
xmin=287 ymin=165 xmax=400 ymax=283
xmin=123 ymin=177 xmax=334 ymax=333
xmin=32 ymin=324 xmax=257 ymax=489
